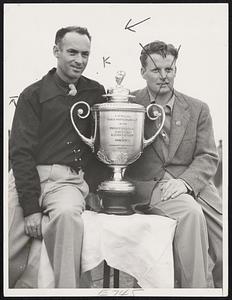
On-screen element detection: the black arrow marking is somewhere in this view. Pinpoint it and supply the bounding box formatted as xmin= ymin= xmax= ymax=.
xmin=103 ymin=56 xmax=111 ymax=68
xmin=125 ymin=17 xmax=151 ymax=32
xmin=9 ymin=96 xmax=18 ymax=107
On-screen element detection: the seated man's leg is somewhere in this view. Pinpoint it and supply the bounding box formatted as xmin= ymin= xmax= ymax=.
xmin=198 ymin=197 xmax=222 ymax=288
xmin=8 ymin=204 xmax=32 ymax=288
xmin=145 ymin=186 xmax=211 ymax=288
xmin=40 ymin=166 xmax=88 ymax=288
xmin=8 ymin=170 xmax=32 ymax=288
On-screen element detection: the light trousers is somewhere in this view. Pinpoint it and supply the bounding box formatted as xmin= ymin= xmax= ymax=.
xmin=144 ymin=175 xmax=222 ymax=288
xmin=8 ymin=164 xmax=89 ymax=288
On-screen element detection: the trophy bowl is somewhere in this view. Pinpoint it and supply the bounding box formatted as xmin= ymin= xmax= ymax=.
xmin=70 ymin=71 xmax=165 ymax=215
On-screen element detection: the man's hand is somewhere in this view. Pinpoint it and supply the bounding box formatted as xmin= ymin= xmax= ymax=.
xmin=24 ymin=212 xmax=42 ymax=239
xmin=160 ymin=179 xmax=188 ymax=201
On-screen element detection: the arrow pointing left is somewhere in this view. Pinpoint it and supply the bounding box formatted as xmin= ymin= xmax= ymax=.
xmin=125 ymin=17 xmax=151 ymax=32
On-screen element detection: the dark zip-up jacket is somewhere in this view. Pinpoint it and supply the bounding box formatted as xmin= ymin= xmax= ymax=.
xmin=10 ymin=68 xmax=105 ymax=217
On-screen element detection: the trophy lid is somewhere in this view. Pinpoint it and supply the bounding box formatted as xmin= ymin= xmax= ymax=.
xmin=104 ymin=71 xmax=133 ymax=102
xmin=115 ymin=70 xmax=126 ymax=86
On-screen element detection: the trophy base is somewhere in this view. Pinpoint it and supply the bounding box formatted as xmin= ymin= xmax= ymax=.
xmin=98 ymin=188 xmax=135 ymax=215
xmin=98 ymin=179 xmax=135 ymax=193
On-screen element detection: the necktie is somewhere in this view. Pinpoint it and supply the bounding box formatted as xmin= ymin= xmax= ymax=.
xmin=160 ymin=105 xmax=171 ymax=145
xmin=68 ymin=83 xmax=77 ymax=96
xmin=158 ymin=105 xmax=171 ymax=160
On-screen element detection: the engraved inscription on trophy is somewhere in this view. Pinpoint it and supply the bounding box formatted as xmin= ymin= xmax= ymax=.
xmin=97 ymin=111 xmax=142 ymax=165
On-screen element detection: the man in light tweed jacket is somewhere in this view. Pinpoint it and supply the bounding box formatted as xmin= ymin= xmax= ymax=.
xmin=125 ymin=41 xmax=222 ymax=288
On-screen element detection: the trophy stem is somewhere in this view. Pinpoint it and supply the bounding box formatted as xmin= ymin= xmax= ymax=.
xmin=112 ymin=166 xmax=124 ymax=181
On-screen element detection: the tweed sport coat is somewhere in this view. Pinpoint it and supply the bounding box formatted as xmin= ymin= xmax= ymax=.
xmin=125 ymin=88 xmax=222 ymax=214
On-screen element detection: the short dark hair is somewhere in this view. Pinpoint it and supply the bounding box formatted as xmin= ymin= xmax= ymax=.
xmin=55 ymin=26 xmax=91 ymax=46
xmin=140 ymin=40 xmax=178 ymax=68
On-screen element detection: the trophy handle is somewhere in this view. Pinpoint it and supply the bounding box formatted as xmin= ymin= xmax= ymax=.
xmin=143 ymin=103 xmax=165 ymax=148
xmin=70 ymin=101 xmax=96 ymax=151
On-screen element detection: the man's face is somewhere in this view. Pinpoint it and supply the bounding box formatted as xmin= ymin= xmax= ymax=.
xmin=141 ymin=53 xmax=176 ymax=96
xmin=53 ymin=32 xmax=91 ymax=83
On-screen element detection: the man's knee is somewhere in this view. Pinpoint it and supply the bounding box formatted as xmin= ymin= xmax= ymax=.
xmin=178 ymin=194 xmax=205 ymax=220
xmin=53 ymin=204 xmax=83 ymax=220
xmin=48 ymin=192 xmax=85 ymax=218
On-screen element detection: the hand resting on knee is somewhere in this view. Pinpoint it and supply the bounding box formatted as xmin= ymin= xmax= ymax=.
xmin=160 ymin=179 xmax=188 ymax=201
xmin=24 ymin=212 xmax=43 ymax=239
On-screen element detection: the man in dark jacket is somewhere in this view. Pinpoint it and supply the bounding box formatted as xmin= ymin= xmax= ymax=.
xmin=9 ymin=26 xmax=105 ymax=288
xmin=125 ymin=41 xmax=222 ymax=288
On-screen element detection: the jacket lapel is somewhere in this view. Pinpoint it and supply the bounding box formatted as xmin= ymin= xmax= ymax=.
xmin=167 ymin=91 xmax=190 ymax=162
xmin=133 ymin=88 xmax=165 ymax=161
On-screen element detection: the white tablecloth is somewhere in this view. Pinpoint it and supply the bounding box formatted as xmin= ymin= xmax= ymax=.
xmin=38 ymin=211 xmax=176 ymax=288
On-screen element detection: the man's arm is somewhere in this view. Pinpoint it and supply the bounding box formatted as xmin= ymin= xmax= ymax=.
xmin=10 ymin=90 xmax=42 ymax=218
xmin=161 ymin=102 xmax=219 ymax=201
xmin=178 ymin=102 xmax=219 ymax=196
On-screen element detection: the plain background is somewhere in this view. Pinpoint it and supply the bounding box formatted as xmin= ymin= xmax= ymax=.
xmin=4 ymin=3 xmax=228 ymax=143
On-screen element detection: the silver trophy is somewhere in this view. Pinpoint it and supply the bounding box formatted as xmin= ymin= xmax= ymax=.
xmin=71 ymin=71 xmax=165 ymax=214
